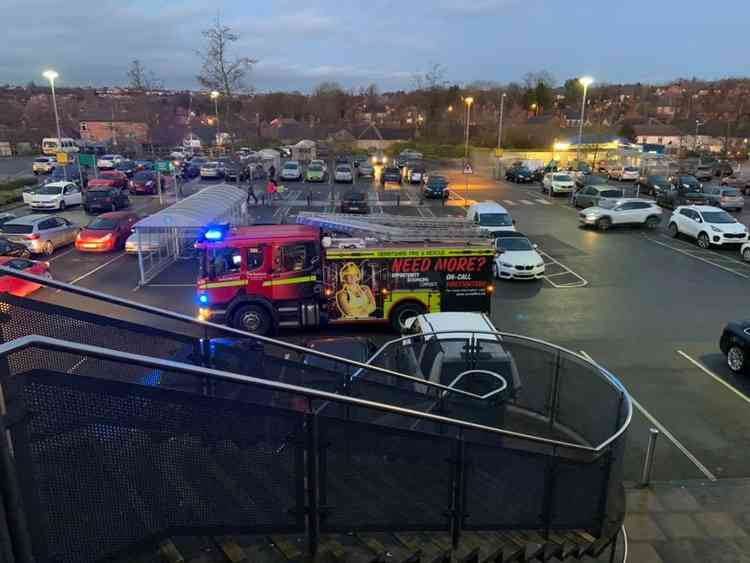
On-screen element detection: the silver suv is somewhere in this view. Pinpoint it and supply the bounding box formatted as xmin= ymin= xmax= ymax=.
xmin=0 ymin=214 xmax=79 ymax=255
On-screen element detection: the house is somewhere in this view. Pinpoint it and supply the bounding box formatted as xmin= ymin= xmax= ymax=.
xmin=263 ymin=118 xmax=309 ymax=142
xmin=656 ymin=105 xmax=676 ymax=118
xmin=561 ymin=110 xmax=592 ymax=128
xmin=633 ymin=124 xmax=683 ymax=148
xmin=352 ymin=125 xmax=410 ymax=150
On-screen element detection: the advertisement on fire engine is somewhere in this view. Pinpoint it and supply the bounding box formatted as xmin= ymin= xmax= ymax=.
xmin=324 ymin=248 xmax=493 ymax=322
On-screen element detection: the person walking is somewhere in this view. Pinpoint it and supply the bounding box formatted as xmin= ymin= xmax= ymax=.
xmin=268 ymin=164 xmax=276 ymax=181
xmin=266 ymin=178 xmax=278 ymax=205
xmin=247 ymin=183 xmax=258 ymax=205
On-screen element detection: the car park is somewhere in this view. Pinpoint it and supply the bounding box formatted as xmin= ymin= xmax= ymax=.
xmin=541 ymin=172 xmax=575 ymax=196
xmin=223 ymin=161 xmax=245 ymax=182
xmin=608 ymin=165 xmax=639 ymax=182
xmin=28 ymin=182 xmax=82 ymax=211
xmin=334 ymin=164 xmax=354 ymax=183
xmin=466 ymin=201 xmax=516 ymax=235
xmin=76 ymin=212 xmax=139 ymax=252
xmin=422 ymin=175 xmax=449 ymax=199
xmin=638 ymin=174 xmax=671 ymax=197
xmin=32 ymin=156 xmax=56 ymax=175
xmin=657 ymin=185 xmax=707 ymax=209
xmin=695 ymin=165 xmax=714 ymax=182
xmin=305 ymin=162 xmax=327 ymax=182
xmin=134 ymin=160 xmax=154 ymax=171
xmin=0 ymin=214 xmax=79 ymax=255
xmin=573 ymin=186 xmax=624 ymax=208
xmin=181 ymin=163 xmax=201 ymax=179
xmin=200 ymin=161 xmax=224 ymax=180
xmin=115 ymin=160 xmax=137 ymax=178
xmin=83 ymin=185 xmax=130 ymax=214
xmin=302 ymin=337 xmax=377 ymax=376
xmin=0 ymin=257 xmax=51 ymax=297
xmin=492 ymin=232 xmax=545 ymax=281
xmin=719 ymin=321 xmax=750 ymax=373
xmin=407 ymin=164 xmax=426 ymax=184
xmin=381 ymin=167 xmax=402 ymax=185
xmin=579 ymin=198 xmax=662 ymax=231
xmin=340 ymin=191 xmax=370 ymax=214
xmin=574 ymin=174 xmax=608 ymax=191
xmin=43 ymin=165 xmax=87 ymax=187
xmin=668 ymin=205 xmax=747 ymax=248
xmin=505 ymin=166 xmax=533 ymax=183
xmin=280 ymin=160 xmax=303 ymax=181
xmin=357 ymin=161 xmax=374 ymax=178
xmin=96 ymin=154 xmax=124 ymax=170
xmin=129 ymin=171 xmax=162 ymax=195
xmin=703 ymin=186 xmax=744 ymax=211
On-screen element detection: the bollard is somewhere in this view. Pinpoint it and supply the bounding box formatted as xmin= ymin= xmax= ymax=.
xmin=396 ymin=193 xmax=400 ymax=207
xmin=640 ymin=427 xmax=660 ymax=487
xmin=307 ymin=193 xmax=312 ymax=208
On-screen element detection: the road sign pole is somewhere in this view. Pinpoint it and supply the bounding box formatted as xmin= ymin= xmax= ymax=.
xmin=157 ymin=170 xmax=163 ymax=205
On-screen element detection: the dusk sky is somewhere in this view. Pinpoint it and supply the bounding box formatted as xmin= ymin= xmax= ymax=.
xmin=4 ymin=0 xmax=749 ymax=92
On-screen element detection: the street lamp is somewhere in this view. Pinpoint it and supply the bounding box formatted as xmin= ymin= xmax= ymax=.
xmin=210 ymin=90 xmax=220 ymax=147
xmin=463 ymin=96 xmax=474 ymax=205
xmin=448 ymin=105 xmax=454 ymax=113
xmin=576 ymin=76 xmax=594 ymax=161
xmin=497 ymin=92 xmax=506 ymax=149
xmin=43 ymin=69 xmax=66 ymax=180
xmin=695 ymin=120 xmax=704 ymax=150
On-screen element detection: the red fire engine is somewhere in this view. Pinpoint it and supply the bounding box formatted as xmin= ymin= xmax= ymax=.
xmin=195 ymin=213 xmax=495 ymax=335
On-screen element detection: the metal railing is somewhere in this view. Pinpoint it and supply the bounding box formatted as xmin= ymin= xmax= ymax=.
xmin=0 ymin=334 xmax=629 ymax=563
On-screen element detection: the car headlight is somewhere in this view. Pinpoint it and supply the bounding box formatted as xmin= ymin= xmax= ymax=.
xmin=586 ymin=214 xmax=597 ymax=220
xmin=501 ymin=262 xmax=513 ymax=267
xmin=710 ymin=225 xmax=722 ymax=233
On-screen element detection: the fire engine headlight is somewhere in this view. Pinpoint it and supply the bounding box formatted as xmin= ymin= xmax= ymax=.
xmin=486 ymin=284 xmax=495 ymax=293
xmin=198 ymin=308 xmax=211 ymax=320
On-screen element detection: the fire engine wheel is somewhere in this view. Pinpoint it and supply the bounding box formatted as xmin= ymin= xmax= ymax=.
xmin=233 ymin=304 xmax=272 ymax=335
xmin=389 ymin=302 xmax=426 ymax=332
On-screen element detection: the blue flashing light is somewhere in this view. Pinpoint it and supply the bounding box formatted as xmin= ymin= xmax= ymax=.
xmin=204 ymin=229 xmax=223 ymax=241
xmin=198 ymin=293 xmax=209 ymax=305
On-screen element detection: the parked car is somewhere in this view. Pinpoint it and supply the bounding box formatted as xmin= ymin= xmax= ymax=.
xmin=76 ymin=212 xmax=139 ymax=252
xmin=668 ymin=205 xmax=748 ymax=248
xmin=505 ymin=166 xmax=533 ymax=183
xmin=638 ymin=175 xmax=671 ymax=197
xmin=134 ymin=160 xmax=154 ymax=171
xmin=223 ymin=161 xmax=245 ymax=182
xmin=0 ymin=237 xmax=30 ymax=258
xmin=492 ymin=232 xmax=545 ymax=281
xmin=83 ymin=185 xmax=130 ymax=214
xmin=574 ymin=174 xmax=608 ymax=190
xmin=340 ymin=191 xmax=370 ymax=214
xmin=352 ymin=156 xmax=369 ymax=169
xmin=32 ymin=156 xmax=56 ymax=175
xmin=720 ymin=321 xmax=750 ymax=373
xmin=0 ymin=257 xmax=51 ymax=297
xmin=96 ymin=154 xmax=124 ymax=170
xmin=125 ymin=232 xmax=163 ymax=254
xmin=280 ymin=160 xmax=303 ymax=181
xmin=579 ymin=198 xmax=662 ymax=231
xmin=129 ymin=171 xmax=162 ymax=195
xmin=703 ymin=186 xmax=744 ymax=211
xmin=97 ymin=170 xmax=129 ymax=189
xmin=334 ymin=164 xmax=354 ymax=183
xmin=43 ymin=165 xmax=87 ymax=187
xmin=656 ymin=181 xmax=707 ymax=209
xmin=402 ymin=160 xmax=423 ymax=182
xmin=721 ymin=172 xmax=750 ymax=195
xmin=422 ymin=175 xmax=450 ymax=199
xmin=182 ymin=163 xmax=201 ymax=180
xmin=694 ymin=165 xmax=714 ymax=182
xmin=305 ymin=162 xmax=327 ymax=182
xmin=29 ymin=182 xmax=82 ymax=211
xmin=381 ymin=167 xmax=402 ymax=185
xmin=573 ymin=186 xmax=624 ymax=208
xmin=310 ymin=159 xmax=328 ymax=173
xmin=608 ymin=165 xmax=639 ymax=182
xmin=716 ymin=161 xmax=734 ymax=178
xmin=357 ymin=161 xmax=375 ymax=178
xmin=541 ymin=172 xmax=575 ymax=196
xmin=0 ymin=214 xmax=79 ymax=255
xmin=466 ymin=201 xmax=516 ymax=235
xmin=407 ymin=165 xmax=426 ymax=184
xmin=200 ymin=161 xmax=224 ymax=180
xmin=115 ymin=160 xmax=137 ymax=177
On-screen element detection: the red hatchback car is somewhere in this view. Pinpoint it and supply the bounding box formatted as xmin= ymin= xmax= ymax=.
xmin=98 ymin=170 xmax=129 ymax=189
xmin=75 ymin=212 xmax=139 ymax=252
xmin=0 ymin=256 xmax=50 ymax=296
xmin=129 ymin=171 xmax=162 ymax=195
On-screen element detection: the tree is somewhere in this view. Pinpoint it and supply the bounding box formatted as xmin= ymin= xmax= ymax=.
xmin=563 ymin=78 xmax=583 ymax=106
xmin=127 ymin=60 xmax=162 ymax=91
xmin=618 ymin=122 xmax=636 ymax=142
xmin=196 ymin=15 xmax=257 ymax=98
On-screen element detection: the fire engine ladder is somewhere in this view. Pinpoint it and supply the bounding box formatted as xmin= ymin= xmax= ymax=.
xmin=296 ymin=211 xmax=489 ymax=242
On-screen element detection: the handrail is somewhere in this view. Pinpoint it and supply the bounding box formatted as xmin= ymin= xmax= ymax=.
xmin=0 ymin=267 xmax=480 ymax=400
xmin=0 ymin=334 xmax=597 ymax=453
xmin=361 ymin=330 xmax=633 ymax=452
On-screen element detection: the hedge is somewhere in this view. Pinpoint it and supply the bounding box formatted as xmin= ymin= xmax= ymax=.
xmin=0 ymin=177 xmax=37 ymax=192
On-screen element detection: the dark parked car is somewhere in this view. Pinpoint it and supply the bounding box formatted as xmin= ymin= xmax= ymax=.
xmin=532 ymin=165 xmax=557 ymax=183
xmin=422 ymin=175 xmax=449 ymax=199
xmin=223 ymin=161 xmax=246 ymax=182
xmin=115 ymin=160 xmax=137 ymax=177
xmin=381 ymin=167 xmax=402 ymax=184
xmin=181 ymin=164 xmax=201 ymax=180
xmin=656 ymin=184 xmax=707 ymax=209
xmin=716 ymin=161 xmax=734 ymax=178
xmin=505 ymin=166 xmax=533 ymax=183
xmin=0 ymin=237 xmax=30 ymax=257
xmin=340 ymin=191 xmax=370 ymax=214
xmin=84 ymin=185 xmax=130 ymax=214
xmin=134 ymin=160 xmax=154 ymax=171
xmin=574 ymin=174 xmax=608 ymax=190
xmin=129 ymin=171 xmax=162 ymax=195
xmin=638 ymin=175 xmax=671 ymax=197
xmin=720 ymin=321 xmax=750 ymax=373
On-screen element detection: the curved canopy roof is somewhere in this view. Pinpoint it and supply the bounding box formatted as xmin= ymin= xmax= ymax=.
xmin=134 ymin=184 xmax=246 ymax=229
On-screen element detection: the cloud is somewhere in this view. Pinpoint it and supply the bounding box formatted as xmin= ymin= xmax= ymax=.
xmin=437 ymin=0 xmax=519 ymax=15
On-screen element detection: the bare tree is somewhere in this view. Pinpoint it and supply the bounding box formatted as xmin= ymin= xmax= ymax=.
xmin=196 ymin=15 xmax=257 ymax=97
xmin=127 ymin=60 xmax=162 ymax=91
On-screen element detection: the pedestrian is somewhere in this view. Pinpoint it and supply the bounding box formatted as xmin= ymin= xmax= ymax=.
xmin=266 ymin=178 xmax=278 ymax=205
xmin=268 ymin=164 xmax=276 ymax=181
xmin=247 ymin=183 xmax=258 ymax=205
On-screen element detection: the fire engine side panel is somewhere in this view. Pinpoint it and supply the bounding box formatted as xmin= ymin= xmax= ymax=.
xmin=323 ymin=247 xmax=493 ymax=323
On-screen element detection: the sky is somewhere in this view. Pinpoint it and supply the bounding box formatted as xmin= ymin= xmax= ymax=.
xmin=4 ymin=0 xmax=750 ymax=93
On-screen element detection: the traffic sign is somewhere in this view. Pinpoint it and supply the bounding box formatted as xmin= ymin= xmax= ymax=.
xmin=56 ymin=152 xmax=69 ymax=165
xmin=155 ymin=160 xmax=173 ymax=173
xmin=77 ymin=153 xmax=96 ymax=167
xmin=463 ymin=163 xmax=473 ymax=174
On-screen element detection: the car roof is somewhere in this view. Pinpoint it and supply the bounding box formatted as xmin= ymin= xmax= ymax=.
xmin=681 ymin=205 xmax=725 ymax=212
xmin=6 ymin=214 xmax=51 ymax=225
xmin=470 ymin=201 xmax=508 ymax=213
xmin=41 ymin=181 xmax=73 ymax=187
xmin=416 ymin=312 xmax=498 ymax=335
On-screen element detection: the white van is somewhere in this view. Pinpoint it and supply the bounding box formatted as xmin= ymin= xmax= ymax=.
xmin=42 ymin=138 xmax=79 ymax=156
xmin=466 ymin=201 xmax=516 ymax=235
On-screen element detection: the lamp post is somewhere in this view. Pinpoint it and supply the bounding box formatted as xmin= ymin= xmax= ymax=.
xmin=43 ymin=69 xmax=66 ymax=180
xmin=694 ymin=120 xmax=703 ymax=151
xmin=497 ymin=92 xmax=506 ymax=149
xmin=576 ymin=76 xmax=594 ymax=162
xmin=210 ymin=90 xmax=220 ymax=148
xmin=463 ymin=96 xmax=474 ymax=205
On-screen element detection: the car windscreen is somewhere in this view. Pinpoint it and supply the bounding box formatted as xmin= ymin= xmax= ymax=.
xmin=722 ymin=188 xmax=740 ymax=197
xmin=552 ymin=174 xmax=572 ymax=181
xmin=479 ymin=213 xmax=512 ymax=226
xmin=516 ymin=167 xmax=530 ymax=173
xmin=1 ymin=224 xmax=33 ymax=234
xmin=624 ymin=166 xmax=638 ymax=172
xmin=38 ymin=185 xmax=63 ymax=195
xmin=649 ymin=176 xmax=667 ymax=183
xmin=308 ymin=164 xmax=323 ymax=171
xmin=87 ymin=218 xmax=118 ymax=230
xmin=701 ymin=211 xmax=736 ymax=224
xmin=336 ymin=166 xmax=350 ymax=172
xmin=497 ymin=237 xmax=533 ymax=251
xmin=680 ymin=177 xmax=699 ymax=185
xmin=35 ymin=157 xmax=50 ymax=163
xmin=203 ymin=163 xmax=218 ymax=169
xmin=134 ymin=171 xmax=153 ymax=181
xmin=283 ymin=163 xmax=298 ymax=169
xmin=344 ymin=192 xmax=365 ymax=201
xmin=585 ymin=175 xmax=607 ymax=184
xmin=428 ymin=177 xmax=447 ymax=186
xmin=601 ymin=189 xmax=623 ymax=198
xmin=100 ymin=155 xmax=114 ymax=160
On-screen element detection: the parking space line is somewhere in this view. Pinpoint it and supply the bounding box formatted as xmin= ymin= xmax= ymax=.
xmin=645 ymin=236 xmax=750 ymax=279
xmin=677 ymin=350 xmax=750 ymax=406
xmin=534 ymin=199 xmax=552 ymax=205
xmin=49 ymin=248 xmax=76 ymax=262
xmin=519 ymin=200 xmax=535 ymax=205
xmin=57 ymin=252 xmax=127 ymax=292
xmin=538 ymin=249 xmax=588 ymax=288
xmin=579 ymin=350 xmax=717 ymax=481
xmin=502 ymin=200 xmax=517 ymax=206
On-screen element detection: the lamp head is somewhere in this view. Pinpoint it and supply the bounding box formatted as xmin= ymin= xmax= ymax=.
xmin=43 ymin=70 xmax=58 ymax=81
xmin=579 ymin=76 xmax=594 ymax=88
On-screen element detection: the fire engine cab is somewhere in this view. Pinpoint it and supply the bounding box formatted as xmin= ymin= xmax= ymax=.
xmin=195 ymin=213 xmax=495 ymax=335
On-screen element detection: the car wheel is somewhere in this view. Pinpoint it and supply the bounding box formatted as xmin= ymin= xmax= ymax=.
xmin=389 ymin=301 xmax=426 ymax=332
xmin=668 ymin=222 xmax=679 ymax=238
xmin=727 ymin=345 xmax=747 ymax=373
xmin=232 ymin=304 xmax=272 ymax=335
xmin=743 ymin=247 xmax=750 ymax=262
xmin=59 ymin=200 xmax=66 ymax=211
xmin=697 ymin=233 xmax=710 ymax=249
xmin=596 ymin=217 xmax=612 ymax=231
xmin=645 ymin=216 xmax=660 ymax=229
xmin=42 ymin=241 xmax=54 ymax=256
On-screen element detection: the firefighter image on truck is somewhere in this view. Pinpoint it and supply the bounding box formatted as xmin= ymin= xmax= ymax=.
xmin=195 ymin=213 xmax=495 ymax=335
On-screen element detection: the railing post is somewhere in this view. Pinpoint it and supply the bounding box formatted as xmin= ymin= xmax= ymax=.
xmin=542 ymin=445 xmax=558 ymax=539
xmin=450 ymin=430 xmax=466 ymax=548
xmin=640 ymin=428 xmax=660 ymax=487
xmin=306 ymin=410 xmax=320 ymax=557
xmin=597 ymin=391 xmax=625 ymax=535
xmin=548 ymin=351 xmax=561 ymax=431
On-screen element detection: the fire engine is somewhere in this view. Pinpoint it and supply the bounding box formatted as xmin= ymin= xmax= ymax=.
xmin=195 ymin=213 xmax=495 ymax=335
